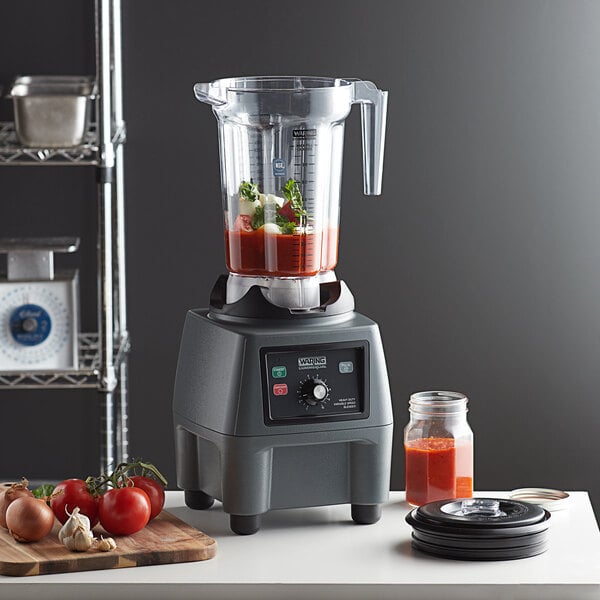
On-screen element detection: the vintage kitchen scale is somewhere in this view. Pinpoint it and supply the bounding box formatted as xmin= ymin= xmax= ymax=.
xmin=173 ymin=76 xmax=393 ymax=534
xmin=0 ymin=238 xmax=79 ymax=371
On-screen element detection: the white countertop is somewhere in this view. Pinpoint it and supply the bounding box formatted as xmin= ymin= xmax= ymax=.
xmin=1 ymin=491 xmax=599 ymax=600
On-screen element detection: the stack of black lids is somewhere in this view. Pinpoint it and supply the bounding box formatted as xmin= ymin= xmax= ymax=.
xmin=406 ymin=498 xmax=551 ymax=560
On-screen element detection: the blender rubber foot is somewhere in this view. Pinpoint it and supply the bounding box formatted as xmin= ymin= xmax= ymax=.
xmin=184 ymin=490 xmax=215 ymax=510
xmin=351 ymin=504 xmax=382 ymax=524
xmin=230 ymin=514 xmax=261 ymax=535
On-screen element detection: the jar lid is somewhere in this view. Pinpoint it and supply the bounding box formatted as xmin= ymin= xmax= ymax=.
xmin=509 ymin=488 xmax=570 ymax=511
xmin=405 ymin=498 xmax=551 ymax=560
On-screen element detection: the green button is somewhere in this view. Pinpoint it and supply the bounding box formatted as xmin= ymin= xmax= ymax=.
xmin=272 ymin=366 xmax=287 ymax=378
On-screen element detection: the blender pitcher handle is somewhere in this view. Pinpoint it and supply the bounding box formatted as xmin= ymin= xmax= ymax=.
xmin=352 ymin=81 xmax=388 ymax=195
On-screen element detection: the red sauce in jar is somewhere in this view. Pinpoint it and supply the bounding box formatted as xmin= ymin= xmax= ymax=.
xmin=225 ymin=227 xmax=339 ymax=277
xmin=405 ymin=437 xmax=473 ymax=506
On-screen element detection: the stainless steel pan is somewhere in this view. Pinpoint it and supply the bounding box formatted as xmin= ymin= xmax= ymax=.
xmin=6 ymin=76 xmax=96 ymax=148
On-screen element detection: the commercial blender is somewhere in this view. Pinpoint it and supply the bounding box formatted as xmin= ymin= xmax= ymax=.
xmin=173 ymin=76 xmax=393 ymax=534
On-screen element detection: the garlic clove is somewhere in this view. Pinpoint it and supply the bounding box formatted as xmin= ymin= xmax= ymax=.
xmin=97 ymin=536 xmax=117 ymax=552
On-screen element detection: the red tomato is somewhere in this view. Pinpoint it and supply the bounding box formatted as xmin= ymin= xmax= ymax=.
xmin=128 ymin=476 xmax=165 ymax=520
xmin=233 ymin=214 xmax=253 ymax=232
xmin=99 ymin=487 xmax=151 ymax=535
xmin=51 ymin=479 xmax=99 ymax=527
xmin=278 ymin=201 xmax=299 ymax=224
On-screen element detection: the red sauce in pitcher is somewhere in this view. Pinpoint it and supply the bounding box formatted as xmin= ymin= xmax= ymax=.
xmin=225 ymin=227 xmax=338 ymax=277
xmin=405 ymin=437 xmax=473 ymax=506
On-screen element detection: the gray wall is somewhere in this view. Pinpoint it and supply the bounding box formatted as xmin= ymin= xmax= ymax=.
xmin=1 ymin=0 xmax=599 ymax=515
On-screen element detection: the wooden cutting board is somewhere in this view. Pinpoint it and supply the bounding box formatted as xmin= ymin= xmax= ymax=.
xmin=0 ymin=510 xmax=217 ymax=576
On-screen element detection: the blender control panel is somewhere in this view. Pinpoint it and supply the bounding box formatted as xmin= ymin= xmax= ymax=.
xmin=261 ymin=342 xmax=369 ymax=425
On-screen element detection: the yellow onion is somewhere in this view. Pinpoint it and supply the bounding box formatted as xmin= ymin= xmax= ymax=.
xmin=6 ymin=496 xmax=55 ymax=542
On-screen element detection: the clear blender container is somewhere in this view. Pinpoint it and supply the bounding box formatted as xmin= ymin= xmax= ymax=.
xmin=194 ymin=76 xmax=387 ymax=309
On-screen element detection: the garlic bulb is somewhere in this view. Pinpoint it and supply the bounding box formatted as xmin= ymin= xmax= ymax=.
xmin=62 ymin=525 xmax=94 ymax=552
xmin=58 ymin=507 xmax=91 ymax=543
xmin=59 ymin=506 xmax=94 ymax=552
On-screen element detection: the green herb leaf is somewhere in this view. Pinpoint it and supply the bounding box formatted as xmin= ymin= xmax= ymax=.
xmin=32 ymin=484 xmax=55 ymax=500
xmin=282 ymin=178 xmax=307 ymax=221
xmin=252 ymin=205 xmax=265 ymax=230
xmin=276 ymin=214 xmax=296 ymax=234
xmin=239 ymin=180 xmax=260 ymax=203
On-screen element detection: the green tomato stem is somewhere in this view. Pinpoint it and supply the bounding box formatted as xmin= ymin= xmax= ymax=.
xmin=86 ymin=459 xmax=168 ymax=496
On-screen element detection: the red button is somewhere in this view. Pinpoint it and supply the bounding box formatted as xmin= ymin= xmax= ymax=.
xmin=273 ymin=383 xmax=288 ymax=396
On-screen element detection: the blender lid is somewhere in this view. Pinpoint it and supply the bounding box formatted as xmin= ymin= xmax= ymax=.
xmin=411 ymin=527 xmax=549 ymax=549
xmin=405 ymin=498 xmax=551 ymax=561
xmin=410 ymin=535 xmax=549 ymax=561
xmin=407 ymin=514 xmax=551 ymax=539
xmin=415 ymin=497 xmax=547 ymax=528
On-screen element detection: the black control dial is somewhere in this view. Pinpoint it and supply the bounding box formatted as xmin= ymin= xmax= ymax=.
xmin=299 ymin=377 xmax=329 ymax=406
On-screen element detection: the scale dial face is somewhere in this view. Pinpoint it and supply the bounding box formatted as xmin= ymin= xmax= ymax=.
xmin=0 ymin=282 xmax=75 ymax=369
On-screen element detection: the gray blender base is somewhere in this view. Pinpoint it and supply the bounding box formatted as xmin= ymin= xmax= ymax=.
xmin=175 ymin=420 xmax=393 ymax=534
xmin=173 ymin=284 xmax=394 ymax=535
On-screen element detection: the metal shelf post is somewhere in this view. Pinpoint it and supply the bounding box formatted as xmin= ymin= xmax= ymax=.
xmin=0 ymin=0 xmax=129 ymax=474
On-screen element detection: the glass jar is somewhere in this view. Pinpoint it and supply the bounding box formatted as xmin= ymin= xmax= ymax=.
xmin=404 ymin=391 xmax=473 ymax=507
